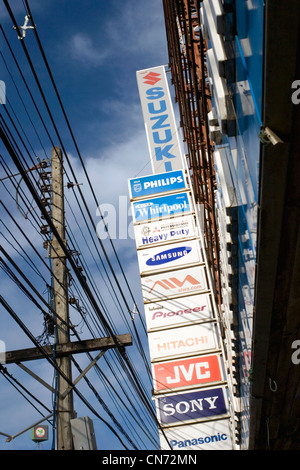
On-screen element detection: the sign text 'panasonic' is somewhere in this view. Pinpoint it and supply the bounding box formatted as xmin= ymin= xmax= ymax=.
xmin=159 ymin=419 xmax=233 ymax=450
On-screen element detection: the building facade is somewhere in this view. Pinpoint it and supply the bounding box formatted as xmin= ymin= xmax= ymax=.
xmin=162 ymin=0 xmax=264 ymax=449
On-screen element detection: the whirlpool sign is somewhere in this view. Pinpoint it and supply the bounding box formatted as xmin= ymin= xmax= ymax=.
xmin=132 ymin=192 xmax=193 ymax=223
xmin=136 ymin=66 xmax=184 ymax=173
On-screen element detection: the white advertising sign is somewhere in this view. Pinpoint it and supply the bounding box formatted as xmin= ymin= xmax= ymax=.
xmin=137 ymin=240 xmax=204 ymax=275
xmin=136 ymin=66 xmax=184 ymax=174
xmin=148 ymin=323 xmax=218 ymax=361
xmin=159 ymin=419 xmax=234 ymax=450
xmin=141 ymin=266 xmax=208 ymax=303
xmin=134 ymin=215 xmax=198 ymax=249
xmin=144 ymin=293 xmax=213 ymax=331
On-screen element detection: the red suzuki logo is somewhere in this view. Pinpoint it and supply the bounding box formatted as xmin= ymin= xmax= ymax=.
xmin=143 ymin=71 xmax=161 ymax=85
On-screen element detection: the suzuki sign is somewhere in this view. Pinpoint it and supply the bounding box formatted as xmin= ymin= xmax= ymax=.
xmin=136 ymin=66 xmax=184 ymax=173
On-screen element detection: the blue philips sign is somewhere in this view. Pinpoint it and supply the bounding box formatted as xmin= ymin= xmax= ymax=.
xmin=157 ymin=387 xmax=227 ymax=425
xmin=132 ymin=192 xmax=192 ymax=223
xmin=129 ymin=170 xmax=187 ymax=199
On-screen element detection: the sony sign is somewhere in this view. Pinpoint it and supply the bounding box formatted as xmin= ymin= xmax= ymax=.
xmin=155 ymin=387 xmax=228 ymax=425
xmin=136 ymin=66 xmax=184 ymax=173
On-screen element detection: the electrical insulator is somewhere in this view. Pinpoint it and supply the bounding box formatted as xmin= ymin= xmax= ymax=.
xmin=40 ymin=171 xmax=51 ymax=180
xmin=41 ymin=184 xmax=51 ymax=194
xmin=40 ymin=225 xmax=49 ymax=235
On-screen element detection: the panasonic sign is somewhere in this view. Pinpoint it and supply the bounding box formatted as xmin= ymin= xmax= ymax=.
xmin=159 ymin=420 xmax=234 ymax=450
xmin=136 ymin=66 xmax=184 ymax=173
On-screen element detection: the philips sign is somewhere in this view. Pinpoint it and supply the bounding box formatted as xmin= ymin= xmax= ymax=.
xmin=132 ymin=192 xmax=192 ymax=223
xmin=129 ymin=170 xmax=187 ymax=199
xmin=136 ymin=66 xmax=184 ymax=173
xmin=156 ymin=387 xmax=227 ymax=425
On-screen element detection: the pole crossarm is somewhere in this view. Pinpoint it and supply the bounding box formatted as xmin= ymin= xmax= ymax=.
xmin=5 ymin=334 xmax=132 ymax=364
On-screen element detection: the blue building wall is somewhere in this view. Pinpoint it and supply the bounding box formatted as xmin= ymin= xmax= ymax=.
xmin=200 ymin=0 xmax=264 ymax=448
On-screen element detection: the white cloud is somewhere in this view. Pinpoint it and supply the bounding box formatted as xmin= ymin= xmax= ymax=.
xmin=69 ymin=33 xmax=109 ymax=67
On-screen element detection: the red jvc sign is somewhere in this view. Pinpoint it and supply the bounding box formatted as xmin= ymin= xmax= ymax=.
xmin=153 ymin=354 xmax=222 ymax=392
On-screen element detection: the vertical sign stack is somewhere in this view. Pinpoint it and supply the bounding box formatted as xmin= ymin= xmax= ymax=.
xmin=128 ymin=66 xmax=235 ymax=450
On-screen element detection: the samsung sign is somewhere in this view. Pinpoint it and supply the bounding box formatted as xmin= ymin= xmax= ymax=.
xmin=136 ymin=66 xmax=184 ymax=173
xmin=129 ymin=170 xmax=187 ymax=199
xmin=138 ymin=240 xmax=203 ymax=274
xmin=132 ymin=192 xmax=192 ymax=223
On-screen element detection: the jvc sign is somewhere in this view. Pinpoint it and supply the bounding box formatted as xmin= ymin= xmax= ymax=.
xmin=136 ymin=66 xmax=184 ymax=173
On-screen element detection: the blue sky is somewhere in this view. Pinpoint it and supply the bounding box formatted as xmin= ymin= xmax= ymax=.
xmin=0 ymin=0 xmax=171 ymax=450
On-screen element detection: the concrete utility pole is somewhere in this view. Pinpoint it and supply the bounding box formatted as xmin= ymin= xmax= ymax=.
xmin=51 ymin=146 xmax=74 ymax=450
